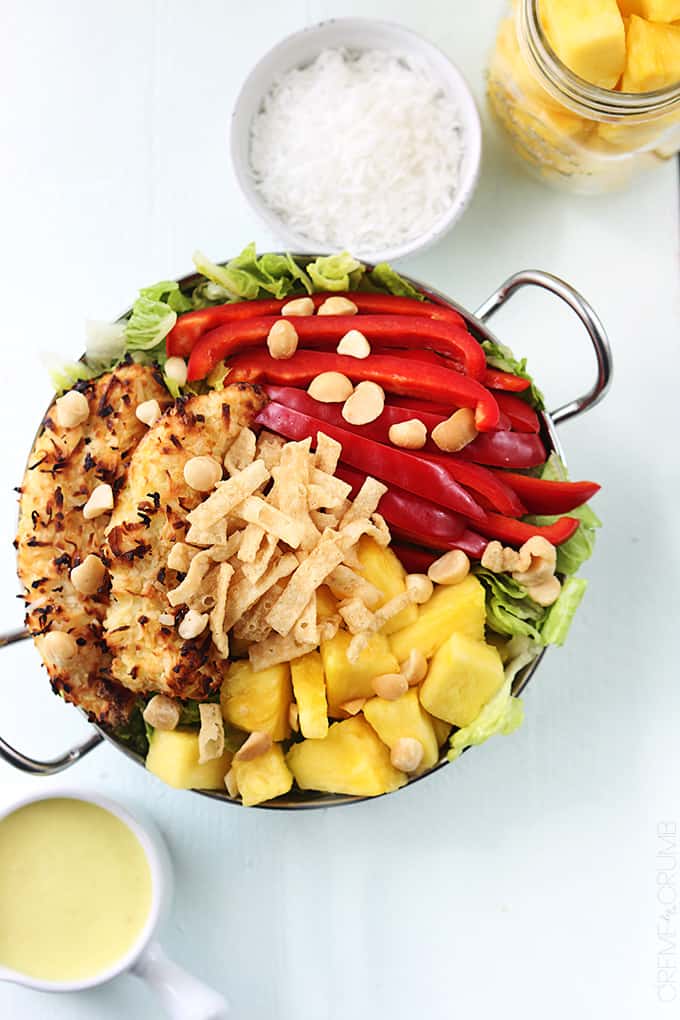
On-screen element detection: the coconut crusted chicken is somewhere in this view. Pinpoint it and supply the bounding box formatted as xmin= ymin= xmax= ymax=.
xmin=103 ymin=384 xmax=266 ymax=701
xmin=16 ymin=362 xmax=169 ymax=725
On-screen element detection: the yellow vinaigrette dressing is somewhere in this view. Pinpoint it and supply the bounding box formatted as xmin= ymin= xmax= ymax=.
xmin=0 ymin=798 xmax=152 ymax=982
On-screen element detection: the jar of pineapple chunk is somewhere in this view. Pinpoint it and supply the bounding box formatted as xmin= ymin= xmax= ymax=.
xmin=488 ymin=0 xmax=680 ymax=193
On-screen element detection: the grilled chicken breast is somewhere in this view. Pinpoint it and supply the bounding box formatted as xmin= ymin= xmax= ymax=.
xmin=16 ymin=362 xmax=169 ymax=725
xmin=104 ymin=383 xmax=266 ymax=700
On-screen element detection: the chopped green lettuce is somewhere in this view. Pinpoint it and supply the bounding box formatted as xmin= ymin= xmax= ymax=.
xmin=481 ymin=338 xmax=544 ymax=409
xmin=306 ymin=252 xmax=364 ymax=292
xmin=85 ymin=320 xmax=126 ymax=367
xmin=125 ymin=294 xmax=177 ymax=352
xmin=366 ymin=263 xmax=425 ymax=300
xmin=525 ymin=455 xmax=602 ymax=576
xmin=44 ymin=355 xmax=97 ymax=394
xmin=540 ymin=577 xmax=587 ymax=646
xmin=475 ymin=567 xmax=547 ymax=642
xmin=448 ymin=637 xmax=537 ymax=761
xmin=193 ymin=245 xmax=312 ymax=301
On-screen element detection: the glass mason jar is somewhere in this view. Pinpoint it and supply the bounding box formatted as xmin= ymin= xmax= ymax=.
xmin=487 ymin=0 xmax=680 ymax=193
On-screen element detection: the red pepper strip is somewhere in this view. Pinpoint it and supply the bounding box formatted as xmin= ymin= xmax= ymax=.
xmin=167 ymin=292 xmax=467 ymax=358
xmin=385 ymin=396 xmax=512 ymax=432
xmin=415 ymin=454 xmax=527 ymax=517
xmin=452 ymin=530 xmax=490 ymax=559
xmin=225 ymin=351 xmax=500 ymax=432
xmin=263 ymin=386 xmax=522 ymax=516
xmin=493 ymin=392 xmax=540 ymax=434
xmin=475 ymin=512 xmax=580 ymax=548
xmin=371 ymin=345 xmax=446 ymax=366
xmin=166 ymin=300 xmax=283 ymax=358
xmin=335 ymin=464 xmax=465 ymax=545
xmin=255 ymin=402 xmax=488 ymax=523
xmin=457 ymin=430 xmax=546 ymax=468
xmin=491 ymin=471 xmax=600 ymax=514
xmin=390 ymin=541 xmax=439 ymax=573
xmin=483 ymin=369 xmax=531 ymax=392
xmin=391 ymin=528 xmax=489 ymax=569
xmin=188 ymin=313 xmax=487 ymax=382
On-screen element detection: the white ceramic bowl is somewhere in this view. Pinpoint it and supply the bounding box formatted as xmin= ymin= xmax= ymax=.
xmin=231 ymin=17 xmax=482 ymax=263
xmin=0 ymin=790 xmax=228 ymax=1019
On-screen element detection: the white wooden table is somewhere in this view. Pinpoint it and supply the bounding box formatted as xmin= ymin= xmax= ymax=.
xmin=1 ymin=2 xmax=678 ymax=1018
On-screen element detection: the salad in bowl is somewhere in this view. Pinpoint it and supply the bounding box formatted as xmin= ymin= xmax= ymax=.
xmin=13 ymin=247 xmax=603 ymax=807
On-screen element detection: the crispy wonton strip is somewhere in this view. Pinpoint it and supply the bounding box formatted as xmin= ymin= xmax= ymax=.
xmin=314 ymin=432 xmax=342 ymax=475
xmin=326 ymin=565 xmax=382 ymax=609
xmin=266 ymin=533 xmax=344 ymax=637
xmin=248 ymin=633 xmax=317 ymax=672
xmin=187 ymin=459 xmax=269 ymax=531
xmin=198 ymin=703 xmax=225 ymax=763
xmin=238 ymin=496 xmax=303 ymax=549
xmin=209 ymin=561 xmax=234 ymax=658
xmin=347 ymin=592 xmax=415 ymax=662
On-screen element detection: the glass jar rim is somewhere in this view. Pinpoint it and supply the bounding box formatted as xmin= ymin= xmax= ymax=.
xmin=520 ymin=0 xmax=680 ymax=119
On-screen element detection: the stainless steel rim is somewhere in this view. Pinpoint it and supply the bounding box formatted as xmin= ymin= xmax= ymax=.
xmin=1 ymin=261 xmax=612 ymax=808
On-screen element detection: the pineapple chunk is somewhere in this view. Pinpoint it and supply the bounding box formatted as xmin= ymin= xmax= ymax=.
xmin=356 ymin=536 xmax=418 ymax=634
xmin=321 ymin=629 xmax=399 ymax=711
xmin=233 ymin=744 xmax=293 ymax=807
xmin=287 ymin=716 xmax=407 ymax=797
xmin=539 ymin=0 xmax=626 ymax=88
xmin=389 ymin=575 xmax=486 ymax=664
xmin=220 ymin=661 xmax=292 ymax=741
xmin=617 ymin=0 xmax=680 ymax=21
xmin=291 ymin=651 xmax=329 ymax=740
xmin=420 ymin=634 xmax=505 ymax=728
xmin=622 ymin=16 xmax=680 ymax=92
xmin=430 ymin=715 xmax=453 ymax=748
xmin=363 ymin=688 xmax=439 ymax=773
xmin=146 ymin=728 xmax=232 ymax=789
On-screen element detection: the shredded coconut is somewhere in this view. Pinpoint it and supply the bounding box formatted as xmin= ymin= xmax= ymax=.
xmin=249 ymin=48 xmax=464 ymax=253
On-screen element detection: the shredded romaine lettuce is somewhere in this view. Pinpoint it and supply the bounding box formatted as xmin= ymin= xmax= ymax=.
xmin=475 ymin=567 xmax=547 ymax=643
xmin=125 ymin=295 xmax=177 ymax=352
xmin=524 ymin=456 xmax=602 ymax=576
xmin=43 ymin=355 xmax=97 ymax=394
xmin=365 ymin=262 xmax=425 ymax=300
xmin=193 ymin=245 xmax=313 ymax=301
xmin=540 ymin=577 xmax=588 ymax=646
xmin=481 ymin=338 xmax=544 ymax=409
xmin=85 ymin=320 xmax=126 ymax=367
xmin=306 ymin=252 xmax=364 ymax=292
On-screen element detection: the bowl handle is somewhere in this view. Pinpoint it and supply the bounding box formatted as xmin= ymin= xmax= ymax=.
xmin=0 ymin=628 xmax=104 ymax=774
xmin=474 ymin=269 xmax=613 ymax=425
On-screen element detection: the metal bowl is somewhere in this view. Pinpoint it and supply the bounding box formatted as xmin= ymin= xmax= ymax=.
xmin=0 ymin=264 xmax=612 ymax=809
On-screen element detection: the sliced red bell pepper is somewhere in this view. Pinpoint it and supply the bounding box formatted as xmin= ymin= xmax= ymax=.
xmin=264 ymin=386 xmax=522 ymax=516
xmin=227 ymin=351 xmax=500 ymax=431
xmin=475 ymin=512 xmax=580 ymax=547
xmin=492 ymin=471 xmax=600 ymax=514
xmin=493 ymin=392 xmax=541 ymax=434
xmin=390 ymin=541 xmax=439 ymax=573
xmin=255 ymin=402 xmax=488 ymax=523
xmin=452 ymin=530 xmax=490 ymax=559
xmin=385 ymin=395 xmax=511 ymax=431
xmin=167 ymin=292 xmax=467 ymax=359
xmin=335 ymin=465 xmax=466 ymax=546
xmin=187 ymin=313 xmax=486 ymax=382
xmin=484 ymin=369 xmax=531 ymax=393
xmin=371 ymin=345 xmax=446 ymax=366
xmin=390 ymin=528 xmax=489 ymax=568
xmin=457 ymin=430 xmax=546 ymax=468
